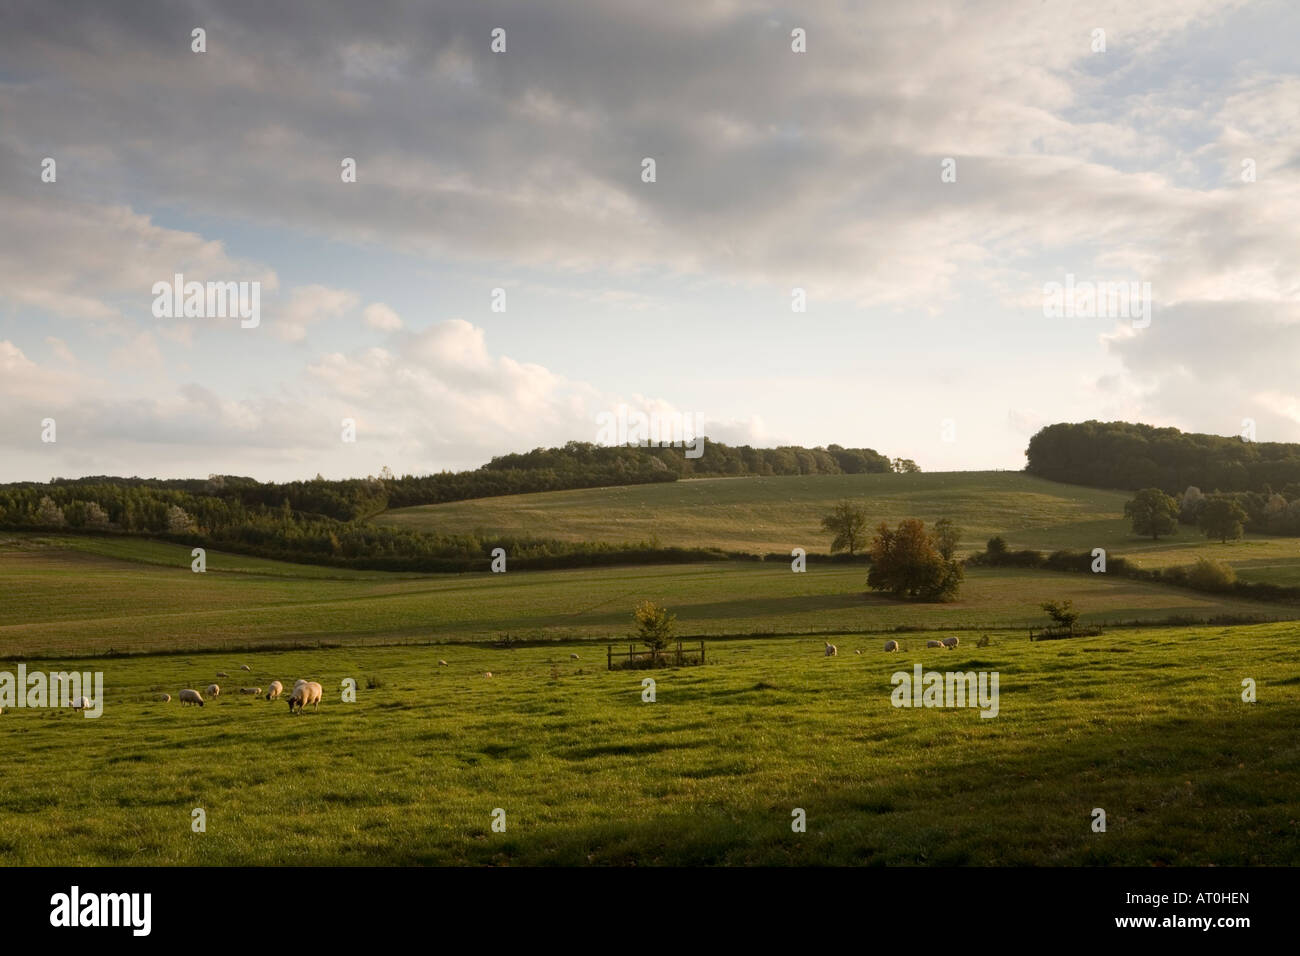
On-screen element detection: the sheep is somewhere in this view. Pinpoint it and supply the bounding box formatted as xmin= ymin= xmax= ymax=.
xmin=286 ymin=681 xmax=323 ymax=714
xmin=239 ymin=687 xmax=262 ymax=696
xmin=855 ymin=649 xmax=862 ymax=654
xmin=205 ymin=683 xmax=220 ymax=698
xmin=438 ymin=660 xmax=448 ymax=666
xmin=884 ymin=640 xmax=900 ymax=652
xmin=265 ymin=680 xmax=283 ymax=701
xmin=942 ymin=636 xmax=960 ymax=649
xmin=926 ymin=640 xmax=944 ymax=648
xmin=824 ymin=642 xmax=838 ymax=657
xmin=216 ymin=671 xmax=229 ymax=678
xmin=484 ymin=671 xmax=493 ymax=679
xmin=239 ymin=664 xmax=251 ymax=671
xmin=179 ymin=689 xmax=205 ymax=707
xmin=157 ymin=693 xmax=171 ymax=703
xmin=570 ymin=653 xmax=580 ymax=660
xmin=70 ymin=696 xmax=91 ymax=710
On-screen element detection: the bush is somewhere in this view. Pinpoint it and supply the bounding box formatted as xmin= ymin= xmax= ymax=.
xmin=1186 ymin=557 xmax=1236 ymax=592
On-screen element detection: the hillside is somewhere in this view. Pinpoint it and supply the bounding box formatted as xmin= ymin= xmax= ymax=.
xmin=374 ymin=471 xmax=1132 ymax=555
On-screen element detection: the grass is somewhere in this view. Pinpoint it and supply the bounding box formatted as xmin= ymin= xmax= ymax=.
xmin=1 ymin=535 xmax=1292 ymax=659
xmin=374 ymin=471 xmax=1131 ymax=556
xmin=1 ymin=625 xmax=1296 ymax=865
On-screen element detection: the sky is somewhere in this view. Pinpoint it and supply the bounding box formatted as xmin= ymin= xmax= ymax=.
xmin=2 ymin=0 xmax=1299 ymax=482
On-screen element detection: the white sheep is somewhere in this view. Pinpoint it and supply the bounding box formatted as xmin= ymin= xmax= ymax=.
xmin=70 ymin=696 xmax=91 ymax=710
xmin=438 ymin=660 xmax=448 ymax=666
xmin=157 ymin=693 xmax=171 ymax=703
xmin=216 ymin=671 xmax=229 ymax=678
xmin=884 ymin=640 xmax=900 ymax=652
xmin=205 ymin=683 xmax=220 ymax=698
xmin=239 ymin=687 xmax=262 ymax=695
xmin=926 ymin=640 xmax=944 ymax=648
xmin=570 ymin=653 xmax=580 ymax=660
xmin=286 ymin=681 xmax=322 ymax=714
xmin=484 ymin=671 xmax=493 ymax=679
xmin=265 ymin=680 xmax=283 ymax=701
xmin=942 ymin=636 xmax=960 ymax=649
xmin=239 ymin=664 xmax=251 ymax=671
xmin=179 ymin=689 xmax=205 ymax=707
xmin=824 ymin=642 xmax=838 ymax=657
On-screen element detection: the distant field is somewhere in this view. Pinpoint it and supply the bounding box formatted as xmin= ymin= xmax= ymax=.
xmin=0 ymin=535 xmax=1292 ymax=659
xmin=375 ymin=471 xmax=1300 ymax=585
xmin=374 ymin=471 xmax=1132 ymax=555
xmin=1 ymin=626 xmax=1296 ymax=865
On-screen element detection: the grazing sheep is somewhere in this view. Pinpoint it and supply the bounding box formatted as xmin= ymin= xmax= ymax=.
xmin=179 ymin=689 xmax=205 ymax=707
xmin=286 ymin=681 xmax=323 ymax=714
xmin=855 ymin=649 xmax=862 ymax=654
xmin=157 ymin=694 xmax=171 ymax=703
xmin=70 ymin=696 xmax=91 ymax=710
xmin=484 ymin=671 xmax=493 ymax=679
xmin=884 ymin=640 xmax=900 ymax=652
xmin=265 ymin=680 xmax=283 ymax=701
xmin=239 ymin=664 xmax=251 ymax=671
xmin=570 ymin=653 xmax=580 ymax=660
xmin=942 ymin=636 xmax=960 ymax=649
xmin=438 ymin=660 xmax=448 ymax=666
xmin=205 ymin=683 xmax=220 ymax=698
xmin=926 ymin=640 xmax=944 ymax=648
xmin=239 ymin=687 xmax=262 ymax=696
xmin=216 ymin=671 xmax=229 ymax=678
xmin=824 ymin=642 xmax=838 ymax=657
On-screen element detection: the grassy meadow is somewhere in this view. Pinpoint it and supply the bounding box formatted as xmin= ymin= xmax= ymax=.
xmin=1 ymin=626 xmax=1296 ymax=865
xmin=4 ymin=469 xmax=1300 ymax=867
xmin=377 ymin=470 xmax=1300 ymax=585
xmin=0 ymin=534 xmax=1293 ymax=659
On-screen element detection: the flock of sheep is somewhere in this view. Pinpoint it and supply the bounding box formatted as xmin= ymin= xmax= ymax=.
xmin=824 ymin=636 xmax=959 ymax=656
xmin=167 ymin=667 xmax=322 ymax=714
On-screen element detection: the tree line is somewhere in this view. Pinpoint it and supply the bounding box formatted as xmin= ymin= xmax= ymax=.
xmin=1026 ymin=420 xmax=1300 ymax=494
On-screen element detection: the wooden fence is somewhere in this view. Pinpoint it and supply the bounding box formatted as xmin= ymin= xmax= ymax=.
xmin=608 ymin=640 xmax=705 ymax=670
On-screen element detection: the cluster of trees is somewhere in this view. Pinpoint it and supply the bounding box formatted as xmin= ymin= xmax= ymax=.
xmin=1125 ymin=487 xmax=1269 ymax=542
xmin=820 ymin=502 xmax=963 ymax=601
xmin=1026 ymin=421 xmax=1300 ymax=493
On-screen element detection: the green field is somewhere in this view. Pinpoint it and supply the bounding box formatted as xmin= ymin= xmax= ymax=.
xmin=0 ymin=535 xmax=1292 ymax=659
xmin=1 ymin=626 xmax=1296 ymax=865
xmin=377 ymin=471 xmax=1300 ymax=585
xmin=4 ymin=471 xmax=1299 ymax=867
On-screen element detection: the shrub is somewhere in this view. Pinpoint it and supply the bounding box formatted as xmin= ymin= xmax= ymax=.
xmin=1186 ymin=557 xmax=1236 ymax=592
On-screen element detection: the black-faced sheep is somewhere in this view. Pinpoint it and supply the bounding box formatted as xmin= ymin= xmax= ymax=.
xmin=942 ymin=636 xmax=959 ymax=649
xmin=824 ymin=642 xmax=838 ymax=657
xmin=179 ymin=689 xmax=205 ymax=707
xmin=265 ymin=680 xmax=283 ymax=701
xmin=884 ymin=640 xmax=900 ymax=652
xmin=286 ymin=681 xmax=322 ymax=714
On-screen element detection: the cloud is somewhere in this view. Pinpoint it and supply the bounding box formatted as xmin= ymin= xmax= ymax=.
xmin=363 ymin=302 xmax=403 ymax=331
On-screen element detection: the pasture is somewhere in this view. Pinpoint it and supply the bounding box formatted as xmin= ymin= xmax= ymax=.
xmin=1 ymin=626 xmax=1296 ymax=865
xmin=375 ymin=470 xmax=1300 ymax=585
xmin=0 ymin=535 xmax=1294 ymax=659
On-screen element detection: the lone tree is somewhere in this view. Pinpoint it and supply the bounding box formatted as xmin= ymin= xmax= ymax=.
xmin=633 ymin=600 xmax=676 ymax=660
xmin=1198 ymin=496 xmax=1248 ymax=543
xmin=931 ymin=518 xmax=962 ymax=561
xmin=867 ymin=518 xmax=963 ymax=602
xmin=1124 ymin=488 xmax=1180 ymax=540
xmin=1041 ymin=599 xmax=1080 ymax=636
xmin=820 ymin=501 xmax=869 ymax=555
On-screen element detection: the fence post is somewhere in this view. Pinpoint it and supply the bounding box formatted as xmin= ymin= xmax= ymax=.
xmin=607 ymin=644 xmax=612 ymax=671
